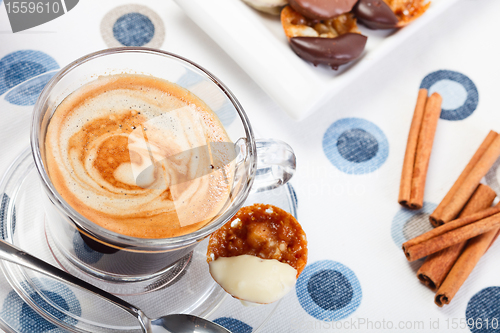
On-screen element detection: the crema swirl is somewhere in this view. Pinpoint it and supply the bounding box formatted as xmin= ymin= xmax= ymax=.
xmin=45 ymin=74 xmax=234 ymax=239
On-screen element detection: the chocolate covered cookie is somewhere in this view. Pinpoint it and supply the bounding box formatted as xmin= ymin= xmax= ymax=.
xmin=281 ymin=6 xmax=367 ymax=69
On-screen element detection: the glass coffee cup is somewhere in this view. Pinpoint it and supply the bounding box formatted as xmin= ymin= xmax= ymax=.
xmin=31 ymin=48 xmax=296 ymax=292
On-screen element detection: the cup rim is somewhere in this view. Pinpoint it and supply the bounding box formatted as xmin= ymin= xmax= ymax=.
xmin=31 ymin=47 xmax=257 ymax=250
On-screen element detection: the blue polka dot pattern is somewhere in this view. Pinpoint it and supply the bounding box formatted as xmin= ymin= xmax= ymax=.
xmin=466 ymin=287 xmax=500 ymax=333
xmin=2 ymin=290 xmax=58 ymax=332
xmin=4 ymin=61 xmax=45 ymax=88
xmin=337 ymin=128 xmax=379 ymax=163
xmin=0 ymin=193 xmax=16 ymax=240
xmin=391 ymin=202 xmax=436 ymax=248
xmin=113 ymin=13 xmax=155 ymax=46
xmin=73 ymin=232 xmax=104 ymax=264
xmin=297 ymin=260 xmax=362 ymax=321
xmin=308 ymin=270 xmax=353 ymax=311
xmin=323 ymin=118 xmax=389 ymax=174
xmin=0 ymin=50 xmax=59 ymax=106
xmin=0 ymin=193 xmax=10 ymax=240
xmin=101 ymin=5 xmax=165 ymax=48
xmin=5 ymin=72 xmax=56 ymax=106
xmin=21 ymin=291 xmax=69 ymax=332
xmin=420 ymin=70 xmax=478 ymax=121
xmin=176 ymin=71 xmax=237 ymax=127
xmin=213 ymin=317 xmax=253 ymax=333
xmin=1 ymin=278 xmax=81 ymax=332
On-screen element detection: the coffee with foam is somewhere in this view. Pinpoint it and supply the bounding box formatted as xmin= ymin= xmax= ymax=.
xmin=45 ymin=74 xmax=234 ymax=239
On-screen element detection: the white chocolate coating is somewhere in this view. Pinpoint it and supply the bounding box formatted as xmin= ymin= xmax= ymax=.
xmin=209 ymin=254 xmax=297 ymax=304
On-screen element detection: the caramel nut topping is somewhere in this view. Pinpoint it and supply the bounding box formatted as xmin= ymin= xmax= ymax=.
xmin=207 ymin=204 xmax=308 ymax=278
xmin=281 ymin=5 xmax=359 ymax=39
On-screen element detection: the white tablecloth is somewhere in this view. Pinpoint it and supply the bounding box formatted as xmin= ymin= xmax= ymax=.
xmin=1 ymin=0 xmax=500 ymax=332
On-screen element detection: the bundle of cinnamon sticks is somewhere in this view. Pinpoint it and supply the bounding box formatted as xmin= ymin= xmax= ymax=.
xmin=403 ymin=186 xmax=500 ymax=306
xmin=398 ymin=107 xmax=500 ymax=305
xmin=416 ymin=184 xmax=496 ymax=292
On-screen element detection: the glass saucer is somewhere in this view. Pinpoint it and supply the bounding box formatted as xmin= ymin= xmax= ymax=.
xmin=0 ymin=149 xmax=298 ymax=333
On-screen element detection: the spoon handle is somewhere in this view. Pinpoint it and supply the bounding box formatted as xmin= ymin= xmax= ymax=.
xmin=0 ymin=239 xmax=144 ymax=322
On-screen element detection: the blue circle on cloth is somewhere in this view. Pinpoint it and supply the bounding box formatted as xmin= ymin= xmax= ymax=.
xmin=391 ymin=202 xmax=436 ymax=248
xmin=0 ymin=50 xmax=59 ymax=105
xmin=466 ymin=287 xmax=500 ymax=333
xmin=0 ymin=193 xmax=16 ymax=239
xmin=6 ymin=72 xmax=56 ymax=106
xmin=337 ymin=128 xmax=379 ymax=163
xmin=101 ymin=5 xmax=164 ymax=49
xmin=113 ymin=12 xmax=155 ymax=46
xmin=72 ymin=232 xmax=104 ymax=264
xmin=175 ymin=71 xmax=237 ymax=127
xmin=420 ymin=70 xmax=478 ymax=121
xmin=323 ymin=118 xmax=388 ymax=174
xmin=308 ymin=270 xmax=353 ymax=311
xmin=213 ymin=317 xmax=252 ymax=333
xmin=296 ymin=260 xmax=362 ymax=321
xmin=1 ymin=278 xmax=81 ymax=332
xmin=0 ymin=194 xmax=7 ymax=240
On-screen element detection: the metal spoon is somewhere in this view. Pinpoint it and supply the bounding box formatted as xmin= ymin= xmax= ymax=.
xmin=0 ymin=239 xmax=230 ymax=333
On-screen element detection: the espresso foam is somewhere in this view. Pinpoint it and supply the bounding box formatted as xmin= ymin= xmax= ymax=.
xmin=45 ymin=74 xmax=234 ymax=239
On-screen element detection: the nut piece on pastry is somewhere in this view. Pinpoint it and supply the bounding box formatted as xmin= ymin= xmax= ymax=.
xmin=281 ymin=5 xmax=367 ymax=69
xmin=354 ymin=0 xmax=429 ymax=28
xmin=207 ymin=204 xmax=308 ymax=304
xmin=241 ymin=0 xmax=288 ymax=15
xmin=289 ymin=0 xmax=359 ymax=20
xmin=282 ymin=5 xmax=360 ymax=38
xmin=387 ymin=0 xmax=430 ymax=27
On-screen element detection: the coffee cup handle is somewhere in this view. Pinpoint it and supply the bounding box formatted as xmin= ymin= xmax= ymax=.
xmin=251 ymin=139 xmax=296 ymax=193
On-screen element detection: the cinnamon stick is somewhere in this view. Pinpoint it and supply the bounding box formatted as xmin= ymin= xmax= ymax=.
xmin=408 ymin=93 xmax=443 ymax=210
xmin=403 ymin=205 xmax=500 ymax=251
xmin=487 ymin=227 xmax=500 ymax=251
xmin=458 ymin=185 xmax=496 ymax=218
xmin=435 ymin=227 xmax=500 ymax=306
xmin=402 ymin=206 xmax=500 ymax=261
xmin=437 ymin=133 xmax=500 ymax=224
xmin=417 ymin=184 xmax=496 ymax=290
xmin=399 ymin=89 xmax=429 ymax=208
xmin=429 ymin=131 xmax=498 ymax=226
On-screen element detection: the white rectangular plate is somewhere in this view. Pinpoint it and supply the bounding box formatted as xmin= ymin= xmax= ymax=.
xmin=174 ymin=0 xmax=458 ymax=120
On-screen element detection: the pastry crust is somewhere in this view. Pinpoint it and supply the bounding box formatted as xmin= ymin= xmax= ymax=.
xmin=385 ymin=0 xmax=430 ymax=27
xmin=207 ymin=203 xmax=308 ymax=277
xmin=281 ymin=5 xmax=359 ymax=39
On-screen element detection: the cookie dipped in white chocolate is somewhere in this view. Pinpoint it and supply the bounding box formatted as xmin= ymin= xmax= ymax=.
xmin=209 ymin=254 xmax=297 ymax=304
